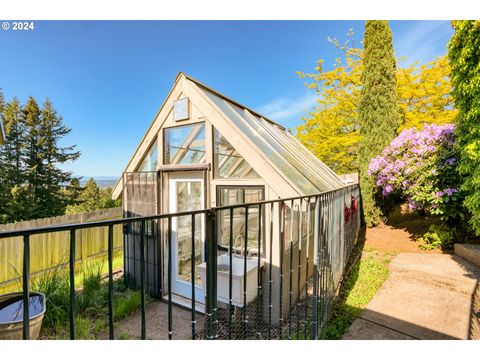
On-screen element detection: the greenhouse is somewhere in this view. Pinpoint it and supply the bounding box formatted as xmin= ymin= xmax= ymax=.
xmin=110 ymin=73 xmax=358 ymax=338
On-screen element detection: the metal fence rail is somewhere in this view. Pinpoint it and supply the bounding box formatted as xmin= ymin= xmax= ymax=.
xmin=0 ymin=184 xmax=360 ymax=340
xmin=0 ymin=207 xmax=123 ymax=292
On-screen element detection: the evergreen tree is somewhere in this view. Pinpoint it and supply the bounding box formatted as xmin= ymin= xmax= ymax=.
xmin=63 ymin=178 xmax=83 ymax=208
xmin=448 ymin=21 xmax=480 ymax=235
xmin=358 ymin=21 xmax=400 ymax=226
xmin=0 ymin=91 xmax=6 ymax=220
xmin=0 ymin=98 xmax=29 ymax=222
xmin=99 ymin=187 xmax=121 ymax=209
xmin=0 ymin=94 xmax=80 ymax=223
xmin=65 ymin=179 xmax=121 ymax=215
xmin=37 ymin=99 xmax=80 ymax=217
xmin=297 ymin=33 xmax=455 ymax=175
xmin=22 ymin=96 xmax=42 ymax=219
xmin=66 ymin=178 xmax=100 ymax=214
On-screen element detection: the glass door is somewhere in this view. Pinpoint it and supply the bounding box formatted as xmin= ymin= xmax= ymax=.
xmin=168 ymin=172 xmax=205 ymax=301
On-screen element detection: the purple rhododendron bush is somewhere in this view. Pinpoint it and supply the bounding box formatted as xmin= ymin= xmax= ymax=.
xmin=368 ymin=124 xmax=465 ymax=224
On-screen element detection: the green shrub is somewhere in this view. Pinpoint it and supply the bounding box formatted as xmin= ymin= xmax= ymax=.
xmin=448 ymin=21 xmax=480 ymax=236
xmin=420 ymin=224 xmax=455 ymax=250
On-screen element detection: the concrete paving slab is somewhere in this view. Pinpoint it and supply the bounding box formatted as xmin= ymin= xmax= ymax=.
xmin=345 ymin=253 xmax=480 ymax=340
xmin=361 ymin=276 xmax=470 ymax=339
xmin=389 ymin=253 xmax=480 ymax=295
xmin=102 ymin=300 xmax=205 ymax=340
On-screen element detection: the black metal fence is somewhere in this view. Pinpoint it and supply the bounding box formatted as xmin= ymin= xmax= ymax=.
xmin=0 ymin=184 xmax=360 ymax=340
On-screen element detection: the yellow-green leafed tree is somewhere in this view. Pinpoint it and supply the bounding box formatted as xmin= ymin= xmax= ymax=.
xmin=296 ymin=33 xmax=456 ymax=175
xmin=296 ymin=33 xmax=362 ymax=175
xmin=397 ymin=55 xmax=457 ymax=131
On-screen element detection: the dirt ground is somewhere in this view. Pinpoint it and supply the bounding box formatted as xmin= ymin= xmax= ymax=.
xmin=364 ymin=204 xmax=444 ymax=253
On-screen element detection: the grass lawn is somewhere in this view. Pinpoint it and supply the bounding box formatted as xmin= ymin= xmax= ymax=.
xmin=324 ymin=248 xmax=395 ymax=339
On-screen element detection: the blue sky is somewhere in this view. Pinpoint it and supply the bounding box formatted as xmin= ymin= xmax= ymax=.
xmin=0 ymin=20 xmax=453 ymax=177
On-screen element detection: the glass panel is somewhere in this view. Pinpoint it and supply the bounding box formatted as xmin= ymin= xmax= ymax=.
xmin=200 ymin=88 xmax=318 ymax=194
xmin=283 ymin=130 xmax=343 ymax=184
xmin=173 ymin=98 xmax=189 ymax=121
xmin=214 ymin=128 xmax=259 ymax=178
xmin=283 ymin=201 xmax=314 ymax=251
xmin=255 ymin=116 xmax=344 ymax=190
xmin=218 ymin=187 xmax=264 ymax=256
xmin=176 ymin=181 xmax=203 ymax=285
xmin=283 ymin=202 xmax=300 ymax=247
xmin=240 ymin=109 xmax=340 ymax=192
xmin=138 ymin=139 xmax=158 ymax=171
xmin=164 ymin=123 xmax=206 ymax=165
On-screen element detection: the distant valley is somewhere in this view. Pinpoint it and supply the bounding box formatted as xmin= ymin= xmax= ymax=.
xmin=79 ymin=176 xmax=118 ymax=188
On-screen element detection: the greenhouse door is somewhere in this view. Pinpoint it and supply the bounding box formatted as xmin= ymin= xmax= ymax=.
xmin=168 ymin=172 xmax=205 ymax=301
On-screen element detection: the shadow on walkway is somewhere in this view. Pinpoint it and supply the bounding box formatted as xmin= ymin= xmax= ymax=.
xmin=343 ymin=252 xmax=480 ymax=340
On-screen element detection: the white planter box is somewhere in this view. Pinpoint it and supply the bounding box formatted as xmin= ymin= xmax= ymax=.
xmin=198 ymin=254 xmax=264 ymax=307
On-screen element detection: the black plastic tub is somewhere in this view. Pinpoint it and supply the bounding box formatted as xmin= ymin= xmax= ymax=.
xmin=0 ymin=292 xmax=46 ymax=340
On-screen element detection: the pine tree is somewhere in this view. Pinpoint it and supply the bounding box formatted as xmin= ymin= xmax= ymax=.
xmin=0 ymin=98 xmax=29 ymax=222
xmin=22 ymin=96 xmax=43 ymax=219
xmin=37 ymin=99 xmax=80 ymax=217
xmin=99 ymin=187 xmax=121 ymax=209
xmin=65 ymin=179 xmax=120 ymax=215
xmin=65 ymin=178 xmax=100 ymax=215
xmin=63 ymin=178 xmax=83 ymax=208
xmin=358 ymin=21 xmax=400 ymax=226
xmin=448 ymin=21 xmax=480 ymax=235
xmin=0 ymin=94 xmax=81 ymax=223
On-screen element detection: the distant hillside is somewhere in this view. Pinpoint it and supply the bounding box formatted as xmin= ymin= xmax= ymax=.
xmin=79 ymin=176 xmax=118 ymax=188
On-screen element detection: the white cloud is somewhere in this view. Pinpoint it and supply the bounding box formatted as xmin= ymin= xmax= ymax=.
xmin=394 ymin=21 xmax=453 ymax=65
xmin=257 ymin=92 xmax=317 ymax=125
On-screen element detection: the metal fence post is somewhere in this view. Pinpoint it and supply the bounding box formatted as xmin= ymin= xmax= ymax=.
xmin=311 ymin=195 xmax=320 ymax=339
xmin=69 ymin=229 xmax=76 ymax=340
xmin=22 ymin=234 xmax=30 ymax=340
xmin=205 ymin=209 xmax=217 ymax=339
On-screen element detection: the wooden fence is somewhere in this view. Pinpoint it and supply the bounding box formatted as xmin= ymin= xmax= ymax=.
xmin=0 ymin=207 xmax=123 ymax=292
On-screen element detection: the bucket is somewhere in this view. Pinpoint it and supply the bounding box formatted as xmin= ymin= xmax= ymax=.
xmin=0 ymin=292 xmax=46 ymax=340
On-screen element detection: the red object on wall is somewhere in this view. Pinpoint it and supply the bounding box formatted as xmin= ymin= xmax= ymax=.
xmin=351 ymin=196 xmax=358 ymax=212
xmin=344 ymin=205 xmax=351 ymax=224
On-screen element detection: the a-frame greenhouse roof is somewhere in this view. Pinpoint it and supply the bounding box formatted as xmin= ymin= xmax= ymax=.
xmin=112 ymin=73 xmax=344 ymax=199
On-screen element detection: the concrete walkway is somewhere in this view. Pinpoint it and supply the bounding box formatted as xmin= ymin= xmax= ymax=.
xmin=344 ymin=252 xmax=480 ymax=340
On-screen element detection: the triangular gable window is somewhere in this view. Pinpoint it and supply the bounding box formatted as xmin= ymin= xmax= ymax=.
xmin=213 ymin=127 xmax=259 ymax=178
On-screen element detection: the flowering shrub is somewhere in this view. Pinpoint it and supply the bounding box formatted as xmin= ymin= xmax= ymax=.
xmin=368 ymin=124 xmax=464 ymax=221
